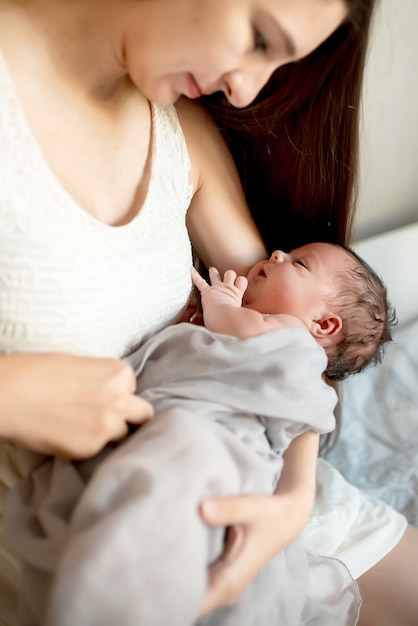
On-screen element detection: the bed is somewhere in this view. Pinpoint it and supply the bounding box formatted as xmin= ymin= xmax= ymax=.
xmin=327 ymin=221 xmax=418 ymax=527
xmin=0 ymin=222 xmax=417 ymax=625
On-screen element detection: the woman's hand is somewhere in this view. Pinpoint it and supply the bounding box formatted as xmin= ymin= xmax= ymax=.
xmin=198 ymin=431 xmax=319 ymax=617
xmin=197 ymin=491 xmax=311 ymax=617
xmin=0 ymin=353 xmax=153 ymax=459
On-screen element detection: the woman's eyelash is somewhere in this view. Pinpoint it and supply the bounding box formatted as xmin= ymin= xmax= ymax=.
xmin=253 ymin=28 xmax=269 ymax=53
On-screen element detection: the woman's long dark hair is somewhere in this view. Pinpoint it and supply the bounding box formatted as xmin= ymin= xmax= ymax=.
xmin=199 ymin=0 xmax=376 ymax=253
xmin=199 ymin=1 xmax=377 ymax=451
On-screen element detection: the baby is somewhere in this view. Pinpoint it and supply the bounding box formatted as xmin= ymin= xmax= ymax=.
xmin=193 ymin=241 xmax=395 ymax=380
xmin=8 ymin=243 xmax=395 ymax=626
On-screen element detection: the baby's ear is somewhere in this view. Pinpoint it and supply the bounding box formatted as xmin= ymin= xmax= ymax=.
xmin=311 ymin=314 xmax=343 ymax=338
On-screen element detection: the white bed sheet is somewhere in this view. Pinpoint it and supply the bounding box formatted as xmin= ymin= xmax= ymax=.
xmin=327 ymin=221 xmax=418 ymax=526
xmin=327 ymin=315 xmax=418 ymax=526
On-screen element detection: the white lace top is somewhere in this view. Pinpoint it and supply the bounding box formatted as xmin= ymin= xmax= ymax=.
xmin=0 ymin=52 xmax=194 ymax=358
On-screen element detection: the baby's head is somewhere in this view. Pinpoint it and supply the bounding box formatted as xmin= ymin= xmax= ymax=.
xmin=318 ymin=245 xmax=396 ymax=379
xmin=243 ymin=242 xmax=396 ymax=380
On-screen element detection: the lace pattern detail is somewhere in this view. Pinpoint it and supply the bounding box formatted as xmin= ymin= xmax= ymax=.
xmin=0 ymin=50 xmax=194 ymax=357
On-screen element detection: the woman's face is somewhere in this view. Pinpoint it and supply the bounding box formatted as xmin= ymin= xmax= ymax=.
xmin=125 ymin=0 xmax=347 ymax=107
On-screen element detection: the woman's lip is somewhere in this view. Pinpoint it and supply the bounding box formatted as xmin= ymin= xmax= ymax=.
xmin=187 ymin=74 xmax=202 ymax=99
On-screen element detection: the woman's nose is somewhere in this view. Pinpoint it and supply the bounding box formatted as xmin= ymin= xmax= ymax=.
xmin=223 ymin=65 xmax=275 ymax=108
xmin=270 ymin=250 xmax=286 ymax=263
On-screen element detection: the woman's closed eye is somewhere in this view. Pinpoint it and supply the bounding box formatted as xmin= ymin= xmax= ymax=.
xmin=253 ymin=27 xmax=269 ymax=53
xmin=294 ymin=259 xmax=307 ymax=269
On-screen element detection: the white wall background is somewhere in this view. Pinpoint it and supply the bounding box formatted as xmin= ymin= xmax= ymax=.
xmin=354 ymin=0 xmax=418 ymax=240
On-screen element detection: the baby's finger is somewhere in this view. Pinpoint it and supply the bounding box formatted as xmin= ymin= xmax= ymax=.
xmin=222 ymin=269 xmax=238 ymax=285
xmin=191 ymin=267 xmax=209 ymax=292
xmin=234 ymin=275 xmax=248 ymax=293
xmin=208 ymin=266 xmax=222 ymax=285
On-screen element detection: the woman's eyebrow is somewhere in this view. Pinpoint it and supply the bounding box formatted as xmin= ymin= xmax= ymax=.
xmin=279 ymin=24 xmax=296 ymax=56
xmin=271 ymin=17 xmax=296 ymax=56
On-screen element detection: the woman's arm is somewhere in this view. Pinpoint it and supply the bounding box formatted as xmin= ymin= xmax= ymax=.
xmin=175 ymin=97 xmax=267 ymax=276
xmin=274 ymin=429 xmax=319 ymax=516
xmin=0 ymin=353 xmax=153 ymax=459
xmin=198 ymin=430 xmax=319 ymax=616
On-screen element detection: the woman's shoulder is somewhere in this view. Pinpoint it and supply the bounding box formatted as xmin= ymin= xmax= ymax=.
xmin=175 ymin=96 xmax=214 ymax=127
xmin=174 ymin=97 xmax=237 ymax=193
xmin=175 ymin=97 xmax=218 ymax=148
xmin=175 ymin=97 xmax=226 ymax=150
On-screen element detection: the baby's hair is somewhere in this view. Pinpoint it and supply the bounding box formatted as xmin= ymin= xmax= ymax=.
xmin=324 ymin=245 xmax=397 ymax=381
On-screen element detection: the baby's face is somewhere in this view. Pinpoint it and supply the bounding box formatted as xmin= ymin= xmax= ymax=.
xmin=243 ymin=242 xmax=351 ymax=323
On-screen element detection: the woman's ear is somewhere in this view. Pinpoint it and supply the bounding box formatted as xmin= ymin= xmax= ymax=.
xmin=311 ymin=314 xmax=343 ymax=338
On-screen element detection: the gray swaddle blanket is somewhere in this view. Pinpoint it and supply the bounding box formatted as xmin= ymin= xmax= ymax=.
xmin=4 ymin=324 xmax=360 ymax=625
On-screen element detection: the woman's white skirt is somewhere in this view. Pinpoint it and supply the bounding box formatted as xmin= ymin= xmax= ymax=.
xmin=0 ymin=448 xmax=408 ymax=625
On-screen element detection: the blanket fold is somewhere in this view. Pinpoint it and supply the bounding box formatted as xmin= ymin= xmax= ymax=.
xmin=5 ymin=325 xmax=360 ymax=625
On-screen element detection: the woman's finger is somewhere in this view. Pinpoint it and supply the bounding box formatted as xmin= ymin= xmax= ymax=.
xmin=221 ymin=525 xmax=246 ymax=564
xmin=198 ymin=526 xmax=257 ymax=617
xmin=124 ymin=394 xmax=154 ymax=423
xmin=200 ymin=494 xmax=259 ymax=526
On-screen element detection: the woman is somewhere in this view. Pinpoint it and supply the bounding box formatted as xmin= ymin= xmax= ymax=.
xmin=0 ymin=1 xmax=417 ymax=624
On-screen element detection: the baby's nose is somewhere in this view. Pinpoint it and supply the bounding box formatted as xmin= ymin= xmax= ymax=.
xmin=269 ymin=250 xmax=286 ymax=263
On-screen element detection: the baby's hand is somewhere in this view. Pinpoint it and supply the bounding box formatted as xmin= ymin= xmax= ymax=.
xmin=191 ymin=266 xmax=247 ymax=307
